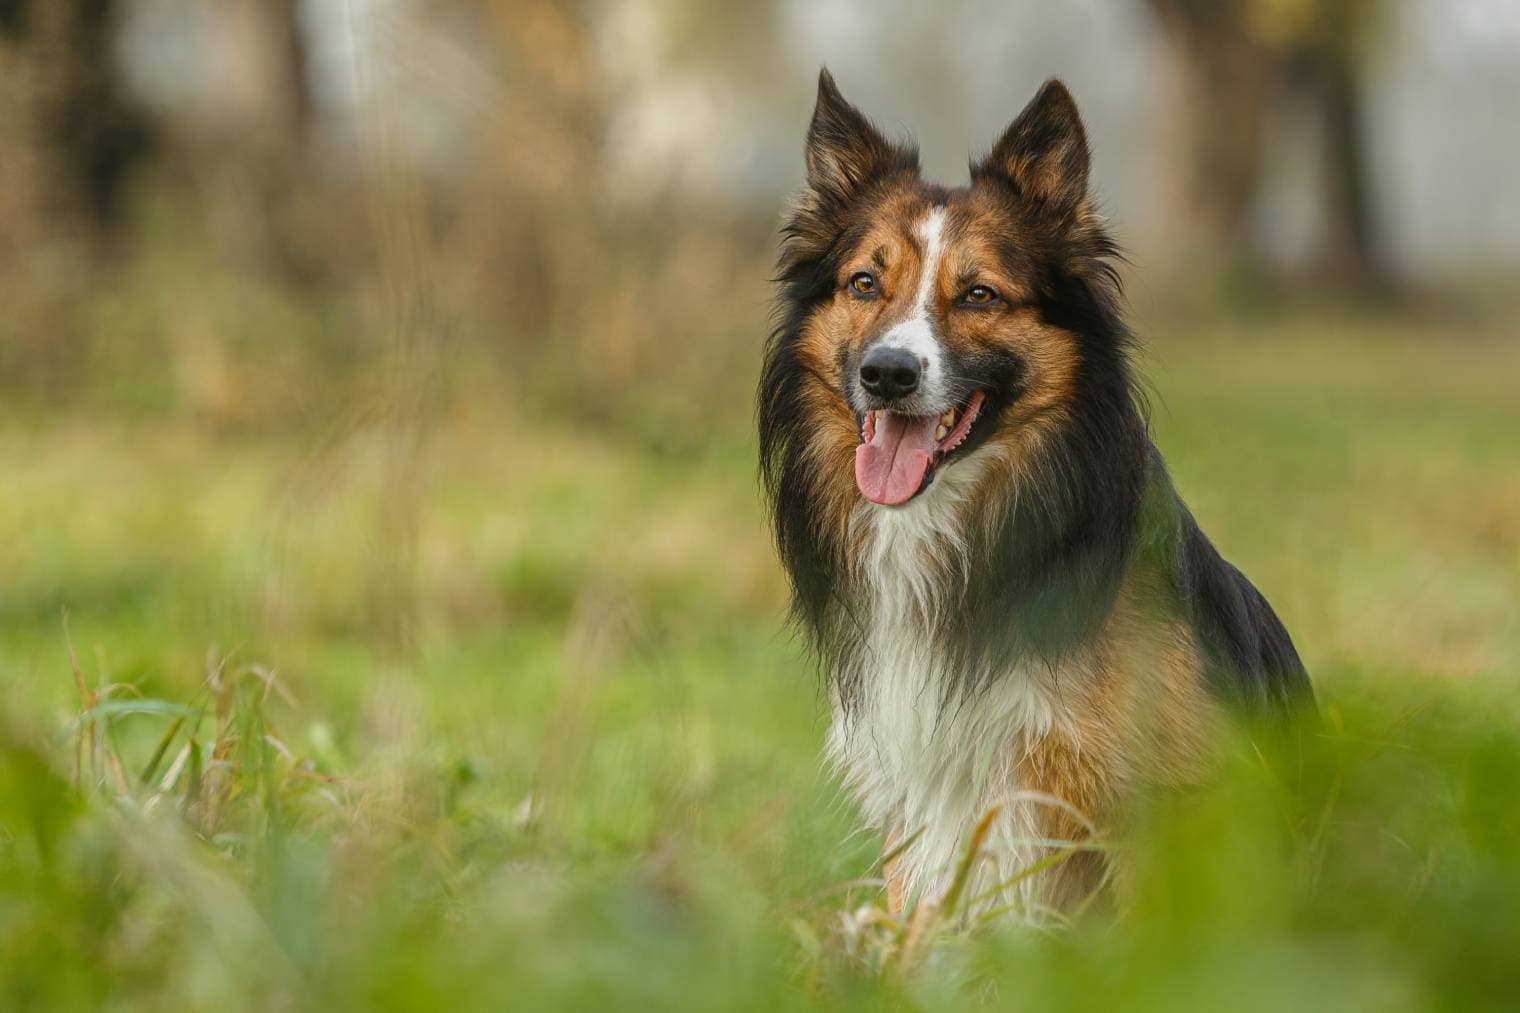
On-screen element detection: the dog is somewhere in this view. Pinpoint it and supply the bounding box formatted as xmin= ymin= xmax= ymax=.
xmin=759 ymin=70 xmax=1312 ymax=917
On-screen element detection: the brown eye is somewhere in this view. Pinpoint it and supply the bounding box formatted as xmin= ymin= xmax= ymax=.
xmin=961 ymin=284 xmax=998 ymax=306
xmin=848 ymin=272 xmax=877 ymax=297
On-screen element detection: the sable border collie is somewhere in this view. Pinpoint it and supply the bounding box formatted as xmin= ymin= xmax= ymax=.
xmin=759 ymin=71 xmax=1312 ymax=916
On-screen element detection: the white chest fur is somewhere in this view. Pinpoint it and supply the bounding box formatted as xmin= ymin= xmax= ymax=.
xmin=827 ymin=453 xmax=1091 ymax=913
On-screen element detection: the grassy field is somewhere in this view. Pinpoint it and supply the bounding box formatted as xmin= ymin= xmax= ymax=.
xmin=2 ymin=307 xmax=1518 ymax=1009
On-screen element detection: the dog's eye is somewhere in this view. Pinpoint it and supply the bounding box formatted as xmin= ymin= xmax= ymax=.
xmin=960 ymin=284 xmax=999 ymax=307
xmin=848 ymin=272 xmax=877 ymax=297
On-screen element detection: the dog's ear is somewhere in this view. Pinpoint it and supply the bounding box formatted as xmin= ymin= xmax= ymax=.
xmin=975 ymin=79 xmax=1090 ymax=215
xmin=805 ymin=69 xmax=914 ymax=198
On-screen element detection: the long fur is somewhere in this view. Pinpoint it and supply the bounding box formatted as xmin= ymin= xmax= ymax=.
xmin=759 ymin=71 xmax=1311 ymax=913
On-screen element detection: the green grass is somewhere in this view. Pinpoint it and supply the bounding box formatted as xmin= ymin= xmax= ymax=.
xmin=1 ymin=308 xmax=1518 ymax=1009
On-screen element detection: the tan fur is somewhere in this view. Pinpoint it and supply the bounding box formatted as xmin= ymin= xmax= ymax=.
xmin=964 ymin=317 xmax=1080 ymax=523
xmin=1017 ymin=571 xmax=1223 ymax=906
xmin=797 ymin=182 xmax=1090 ymax=563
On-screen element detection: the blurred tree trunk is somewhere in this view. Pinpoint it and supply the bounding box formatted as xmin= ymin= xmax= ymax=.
xmin=1146 ymin=0 xmax=1389 ymax=293
xmin=213 ymin=0 xmax=323 ymax=283
xmin=258 ymin=0 xmax=319 ymax=278
xmin=269 ymin=0 xmax=314 ymax=142
xmin=0 ymin=0 xmax=152 ymax=396
xmin=1147 ymin=0 xmax=1274 ymax=276
xmin=0 ymin=0 xmax=152 ymax=245
xmin=473 ymin=0 xmax=605 ymax=350
xmin=1303 ymin=14 xmax=1386 ymax=291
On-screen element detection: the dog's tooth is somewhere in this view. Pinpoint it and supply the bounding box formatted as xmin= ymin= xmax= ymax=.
xmin=940 ymin=410 xmax=956 ymax=427
xmin=934 ymin=423 xmax=948 ymax=441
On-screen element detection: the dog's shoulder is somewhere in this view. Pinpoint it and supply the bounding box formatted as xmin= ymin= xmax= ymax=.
xmin=1135 ymin=448 xmax=1313 ymax=715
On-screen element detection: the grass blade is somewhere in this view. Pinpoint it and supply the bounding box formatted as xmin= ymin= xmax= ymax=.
xmin=939 ymin=805 xmax=1000 ymax=917
xmin=140 ymin=715 xmax=187 ymax=786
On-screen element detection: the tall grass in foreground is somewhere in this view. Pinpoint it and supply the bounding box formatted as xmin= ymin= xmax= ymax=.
xmin=4 ymin=637 xmax=1519 ymax=1010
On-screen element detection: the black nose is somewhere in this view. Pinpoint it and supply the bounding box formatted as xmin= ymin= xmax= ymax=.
xmin=859 ymin=346 xmax=921 ymax=400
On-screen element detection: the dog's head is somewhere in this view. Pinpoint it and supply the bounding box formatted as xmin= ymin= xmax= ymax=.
xmin=768 ymin=70 xmax=1127 ymax=511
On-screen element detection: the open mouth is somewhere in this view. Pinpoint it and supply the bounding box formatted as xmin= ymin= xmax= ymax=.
xmin=854 ymin=389 xmax=986 ymax=506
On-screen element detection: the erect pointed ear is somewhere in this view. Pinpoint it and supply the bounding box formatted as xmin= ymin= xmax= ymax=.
xmin=975 ymin=79 xmax=1090 ymax=214
xmin=805 ymin=68 xmax=915 ymax=197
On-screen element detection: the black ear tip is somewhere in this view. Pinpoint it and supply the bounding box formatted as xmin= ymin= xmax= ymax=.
xmin=816 ymin=67 xmax=843 ymax=104
xmin=1034 ymin=78 xmax=1080 ymax=115
xmin=812 ymin=67 xmax=859 ymax=129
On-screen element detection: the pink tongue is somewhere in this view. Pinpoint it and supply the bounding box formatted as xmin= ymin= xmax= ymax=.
xmin=854 ymin=412 xmax=940 ymax=506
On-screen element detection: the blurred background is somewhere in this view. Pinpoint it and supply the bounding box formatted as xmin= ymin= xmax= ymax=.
xmin=2 ymin=0 xmax=1515 ymax=648
xmin=1 ymin=1 xmax=1519 ymax=1007
xmin=6 ymin=0 xmax=1520 ymax=419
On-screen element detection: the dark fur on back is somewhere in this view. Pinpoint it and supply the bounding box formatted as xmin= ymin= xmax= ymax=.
xmin=1177 ymin=503 xmax=1313 ymax=709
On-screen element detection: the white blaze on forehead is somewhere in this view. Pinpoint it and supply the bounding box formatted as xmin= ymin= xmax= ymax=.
xmin=879 ymin=207 xmax=949 ymax=408
xmin=911 ymin=207 xmax=948 ymax=317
